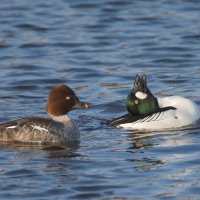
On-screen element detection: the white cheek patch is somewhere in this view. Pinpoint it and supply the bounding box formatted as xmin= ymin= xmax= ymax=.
xmin=31 ymin=125 xmax=48 ymax=132
xmin=135 ymin=91 xmax=147 ymax=100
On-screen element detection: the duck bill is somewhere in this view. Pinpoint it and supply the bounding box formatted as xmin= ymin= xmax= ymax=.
xmin=73 ymin=101 xmax=89 ymax=109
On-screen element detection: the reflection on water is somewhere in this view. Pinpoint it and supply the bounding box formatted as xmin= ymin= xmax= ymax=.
xmin=0 ymin=0 xmax=200 ymax=199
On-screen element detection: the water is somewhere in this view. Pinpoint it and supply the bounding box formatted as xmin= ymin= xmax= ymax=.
xmin=0 ymin=0 xmax=200 ymax=199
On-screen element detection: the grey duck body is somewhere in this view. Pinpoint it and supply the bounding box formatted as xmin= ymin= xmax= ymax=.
xmin=0 ymin=116 xmax=80 ymax=144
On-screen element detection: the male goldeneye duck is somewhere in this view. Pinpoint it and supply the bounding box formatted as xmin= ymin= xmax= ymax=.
xmin=107 ymin=75 xmax=200 ymax=130
xmin=0 ymin=85 xmax=89 ymax=144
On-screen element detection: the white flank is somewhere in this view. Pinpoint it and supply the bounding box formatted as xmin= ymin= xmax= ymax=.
xmin=6 ymin=126 xmax=17 ymax=129
xmin=135 ymin=91 xmax=147 ymax=100
xmin=118 ymin=96 xmax=200 ymax=131
xmin=31 ymin=125 xmax=48 ymax=132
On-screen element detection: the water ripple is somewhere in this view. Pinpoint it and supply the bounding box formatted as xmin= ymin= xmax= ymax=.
xmin=0 ymin=0 xmax=200 ymax=199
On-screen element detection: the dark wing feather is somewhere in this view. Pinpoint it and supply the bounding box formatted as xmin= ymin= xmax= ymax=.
xmin=106 ymin=114 xmax=143 ymax=126
xmin=107 ymin=106 xmax=176 ymax=126
xmin=0 ymin=117 xmax=64 ymax=143
xmin=0 ymin=117 xmax=52 ymax=128
xmin=0 ymin=119 xmax=19 ymax=128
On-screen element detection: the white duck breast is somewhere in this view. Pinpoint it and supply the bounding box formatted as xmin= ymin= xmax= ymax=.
xmin=118 ymin=96 xmax=200 ymax=130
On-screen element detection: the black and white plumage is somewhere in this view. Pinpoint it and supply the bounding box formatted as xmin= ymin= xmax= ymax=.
xmin=108 ymin=75 xmax=200 ymax=131
xmin=108 ymin=106 xmax=176 ymax=127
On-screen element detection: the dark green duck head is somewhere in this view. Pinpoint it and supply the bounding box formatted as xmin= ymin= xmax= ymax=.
xmin=126 ymin=75 xmax=159 ymax=116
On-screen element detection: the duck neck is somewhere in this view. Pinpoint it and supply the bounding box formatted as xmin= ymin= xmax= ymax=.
xmin=49 ymin=114 xmax=71 ymax=124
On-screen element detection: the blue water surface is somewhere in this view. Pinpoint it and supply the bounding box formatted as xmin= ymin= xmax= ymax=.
xmin=0 ymin=0 xmax=200 ymax=199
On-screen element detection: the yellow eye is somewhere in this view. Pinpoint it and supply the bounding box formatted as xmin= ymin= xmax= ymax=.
xmin=66 ymin=96 xmax=72 ymax=100
xmin=134 ymin=100 xmax=139 ymax=105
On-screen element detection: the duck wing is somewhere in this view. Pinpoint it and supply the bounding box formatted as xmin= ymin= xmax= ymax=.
xmin=0 ymin=117 xmax=62 ymax=143
xmin=107 ymin=106 xmax=176 ymax=126
xmin=0 ymin=117 xmax=53 ymax=129
xmin=106 ymin=114 xmax=142 ymax=126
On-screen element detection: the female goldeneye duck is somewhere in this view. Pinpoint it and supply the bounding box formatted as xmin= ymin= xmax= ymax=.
xmin=107 ymin=75 xmax=200 ymax=130
xmin=0 ymin=85 xmax=89 ymax=144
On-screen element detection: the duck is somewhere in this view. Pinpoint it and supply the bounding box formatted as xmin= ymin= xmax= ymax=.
xmin=107 ymin=75 xmax=200 ymax=130
xmin=0 ymin=85 xmax=89 ymax=144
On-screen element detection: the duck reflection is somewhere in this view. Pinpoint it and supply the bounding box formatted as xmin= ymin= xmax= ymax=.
xmin=124 ymin=124 xmax=200 ymax=171
xmin=0 ymin=142 xmax=81 ymax=159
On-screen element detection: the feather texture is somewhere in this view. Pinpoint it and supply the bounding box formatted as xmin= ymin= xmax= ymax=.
xmin=0 ymin=116 xmax=80 ymax=144
xmin=108 ymin=96 xmax=200 ymax=130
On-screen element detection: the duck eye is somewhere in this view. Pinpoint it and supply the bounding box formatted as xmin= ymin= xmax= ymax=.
xmin=134 ymin=100 xmax=139 ymax=105
xmin=66 ymin=96 xmax=72 ymax=100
